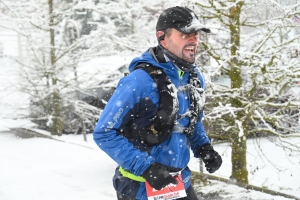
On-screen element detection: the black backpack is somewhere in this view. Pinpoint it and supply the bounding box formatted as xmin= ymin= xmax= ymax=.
xmin=121 ymin=63 xmax=204 ymax=145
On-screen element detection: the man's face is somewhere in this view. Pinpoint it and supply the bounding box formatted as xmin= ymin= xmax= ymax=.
xmin=159 ymin=29 xmax=199 ymax=63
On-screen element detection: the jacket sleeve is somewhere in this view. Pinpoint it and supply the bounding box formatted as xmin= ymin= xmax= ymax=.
xmin=93 ymin=72 xmax=155 ymax=176
xmin=189 ymin=112 xmax=210 ymax=158
xmin=189 ymin=69 xmax=210 ymax=157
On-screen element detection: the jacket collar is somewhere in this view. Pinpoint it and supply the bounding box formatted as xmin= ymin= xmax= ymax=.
xmin=148 ymin=45 xmax=167 ymax=63
xmin=148 ymin=45 xmax=194 ymax=72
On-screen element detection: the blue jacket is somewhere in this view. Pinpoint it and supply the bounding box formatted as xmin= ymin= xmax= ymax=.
xmin=93 ymin=46 xmax=210 ymax=199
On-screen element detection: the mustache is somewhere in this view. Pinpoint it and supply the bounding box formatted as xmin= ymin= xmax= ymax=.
xmin=183 ymin=44 xmax=196 ymax=49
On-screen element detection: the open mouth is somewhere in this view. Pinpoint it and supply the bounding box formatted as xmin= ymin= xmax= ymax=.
xmin=183 ymin=45 xmax=196 ymax=60
xmin=184 ymin=46 xmax=195 ymax=54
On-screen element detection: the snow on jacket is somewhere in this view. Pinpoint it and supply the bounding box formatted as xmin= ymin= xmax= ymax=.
xmin=93 ymin=46 xmax=210 ymax=199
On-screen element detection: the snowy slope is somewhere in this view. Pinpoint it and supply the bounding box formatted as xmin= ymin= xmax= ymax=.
xmin=0 ymin=131 xmax=299 ymax=200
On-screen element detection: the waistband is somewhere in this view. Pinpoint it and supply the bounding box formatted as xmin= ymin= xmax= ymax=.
xmin=119 ymin=166 xmax=146 ymax=182
xmin=119 ymin=165 xmax=184 ymax=183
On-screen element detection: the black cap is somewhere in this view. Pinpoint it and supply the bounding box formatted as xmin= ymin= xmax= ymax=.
xmin=156 ymin=6 xmax=210 ymax=34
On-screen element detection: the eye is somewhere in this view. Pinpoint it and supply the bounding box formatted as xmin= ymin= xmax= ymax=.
xmin=181 ymin=33 xmax=199 ymax=39
xmin=189 ymin=33 xmax=199 ymax=37
xmin=181 ymin=34 xmax=188 ymax=39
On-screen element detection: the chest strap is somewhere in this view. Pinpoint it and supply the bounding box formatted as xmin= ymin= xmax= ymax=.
xmin=184 ymin=70 xmax=204 ymax=136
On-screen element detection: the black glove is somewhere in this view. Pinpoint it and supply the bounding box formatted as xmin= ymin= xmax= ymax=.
xmin=198 ymin=143 xmax=222 ymax=173
xmin=142 ymin=162 xmax=178 ymax=190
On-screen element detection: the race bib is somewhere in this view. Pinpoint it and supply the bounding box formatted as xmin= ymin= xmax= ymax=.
xmin=145 ymin=174 xmax=187 ymax=200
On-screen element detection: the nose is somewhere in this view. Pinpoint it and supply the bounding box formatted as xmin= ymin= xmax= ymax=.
xmin=189 ymin=33 xmax=198 ymax=43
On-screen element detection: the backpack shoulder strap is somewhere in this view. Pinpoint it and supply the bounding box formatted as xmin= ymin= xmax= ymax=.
xmin=135 ymin=63 xmax=179 ymax=128
xmin=122 ymin=63 xmax=179 ymax=145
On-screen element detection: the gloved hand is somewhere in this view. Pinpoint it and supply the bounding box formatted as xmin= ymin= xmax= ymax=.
xmin=198 ymin=143 xmax=222 ymax=173
xmin=142 ymin=162 xmax=178 ymax=190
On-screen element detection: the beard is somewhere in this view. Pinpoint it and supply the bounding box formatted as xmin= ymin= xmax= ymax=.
xmin=160 ymin=45 xmax=195 ymax=72
xmin=182 ymin=51 xmax=195 ymax=63
xmin=181 ymin=44 xmax=196 ymax=63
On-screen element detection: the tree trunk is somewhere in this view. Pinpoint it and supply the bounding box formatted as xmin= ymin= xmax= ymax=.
xmin=229 ymin=1 xmax=248 ymax=184
xmin=48 ymin=0 xmax=62 ymax=136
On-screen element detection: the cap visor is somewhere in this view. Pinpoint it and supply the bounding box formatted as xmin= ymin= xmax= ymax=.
xmin=199 ymin=28 xmax=211 ymax=33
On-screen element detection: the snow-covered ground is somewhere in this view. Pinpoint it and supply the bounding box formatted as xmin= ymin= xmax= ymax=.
xmin=0 ymin=130 xmax=299 ymax=200
xmin=0 ymin=132 xmax=117 ymax=200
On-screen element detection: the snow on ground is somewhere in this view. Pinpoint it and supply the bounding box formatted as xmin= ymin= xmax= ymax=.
xmin=0 ymin=132 xmax=116 ymax=200
xmin=0 ymin=131 xmax=299 ymax=200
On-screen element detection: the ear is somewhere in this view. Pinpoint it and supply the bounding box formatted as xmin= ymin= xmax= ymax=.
xmin=156 ymin=31 xmax=164 ymax=39
xmin=156 ymin=31 xmax=168 ymax=48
